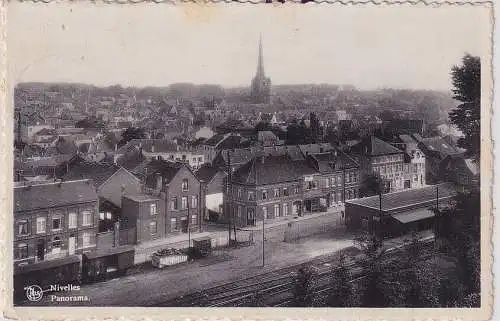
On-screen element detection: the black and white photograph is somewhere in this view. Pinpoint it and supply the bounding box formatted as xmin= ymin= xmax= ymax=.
xmin=5 ymin=3 xmax=493 ymax=319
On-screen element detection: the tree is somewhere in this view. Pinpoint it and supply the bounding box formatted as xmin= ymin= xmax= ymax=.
xmin=286 ymin=120 xmax=311 ymax=145
xmin=400 ymin=232 xmax=440 ymax=307
xmin=359 ymin=173 xmax=390 ymax=197
xmin=292 ymin=266 xmax=315 ymax=307
xmin=355 ymin=233 xmax=390 ymax=307
xmin=449 ymin=54 xmax=481 ymax=159
xmin=434 ymin=190 xmax=481 ymax=306
xmin=327 ymin=253 xmax=355 ymax=307
xmin=118 ymin=127 xmax=147 ymax=147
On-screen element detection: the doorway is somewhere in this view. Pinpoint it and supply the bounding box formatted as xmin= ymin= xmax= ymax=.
xmin=36 ymin=239 xmax=45 ymax=261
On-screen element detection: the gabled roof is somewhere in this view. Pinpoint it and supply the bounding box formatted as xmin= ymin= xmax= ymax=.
xmin=232 ymin=155 xmax=316 ymax=186
xmin=352 ymin=136 xmax=403 ymax=156
xmin=14 ymin=179 xmax=98 ymax=213
xmin=62 ymin=159 xmax=120 ymax=187
xmin=195 ymin=164 xmax=225 ymax=183
xmin=141 ymin=160 xmax=191 ymax=188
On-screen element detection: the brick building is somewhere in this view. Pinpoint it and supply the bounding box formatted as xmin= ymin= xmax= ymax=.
xmin=228 ymin=151 xmax=360 ymax=227
xmin=13 ymin=179 xmax=99 ymax=268
xmin=120 ymin=160 xmax=204 ymax=243
xmin=351 ymin=136 xmax=405 ymax=192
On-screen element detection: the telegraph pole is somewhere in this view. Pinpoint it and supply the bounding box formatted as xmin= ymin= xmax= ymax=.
xmin=226 ymin=151 xmax=232 ymax=242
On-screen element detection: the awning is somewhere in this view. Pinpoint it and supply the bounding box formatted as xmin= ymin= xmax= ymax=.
xmin=391 ymin=208 xmax=435 ymax=224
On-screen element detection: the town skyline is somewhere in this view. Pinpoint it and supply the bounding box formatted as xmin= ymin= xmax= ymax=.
xmin=9 ymin=4 xmax=489 ymax=91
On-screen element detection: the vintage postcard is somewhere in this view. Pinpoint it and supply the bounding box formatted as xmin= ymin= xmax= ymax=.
xmin=1 ymin=2 xmax=493 ymax=320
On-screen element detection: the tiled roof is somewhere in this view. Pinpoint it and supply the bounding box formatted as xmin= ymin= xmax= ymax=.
xmin=232 ymin=155 xmax=316 ymax=186
xmin=62 ymin=159 xmax=120 ymax=187
xmin=352 ymin=136 xmax=403 ymax=156
xmin=14 ymin=179 xmax=98 ymax=213
xmin=309 ymin=151 xmax=359 ymax=173
xmin=142 ymin=160 xmax=185 ymax=188
xmin=346 ymin=183 xmax=457 ymax=212
xmin=196 ymin=164 xmax=223 ymax=183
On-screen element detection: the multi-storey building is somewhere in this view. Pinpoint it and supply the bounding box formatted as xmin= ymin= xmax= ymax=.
xmin=120 ymin=160 xmax=204 ymax=243
xmin=351 ymin=136 xmax=405 ymax=192
xmin=395 ymin=135 xmax=426 ymax=189
xmin=227 ymin=152 xmax=361 ymax=227
xmin=13 ymin=179 xmax=99 ymax=268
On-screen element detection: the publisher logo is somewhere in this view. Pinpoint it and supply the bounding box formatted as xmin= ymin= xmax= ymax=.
xmin=25 ymin=285 xmax=43 ymax=302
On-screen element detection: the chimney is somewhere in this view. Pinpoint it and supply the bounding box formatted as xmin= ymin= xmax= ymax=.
xmin=156 ymin=173 xmax=163 ymax=191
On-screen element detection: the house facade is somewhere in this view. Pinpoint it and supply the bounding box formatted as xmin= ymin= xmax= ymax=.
xmin=120 ymin=161 xmax=204 ymax=243
xmin=351 ymin=136 xmax=405 ymax=192
xmin=13 ymin=180 xmax=99 ymax=268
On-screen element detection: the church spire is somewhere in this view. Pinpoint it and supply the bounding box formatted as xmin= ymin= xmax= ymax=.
xmin=257 ymin=35 xmax=265 ymax=78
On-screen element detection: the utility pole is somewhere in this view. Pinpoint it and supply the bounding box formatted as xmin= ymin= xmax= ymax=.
xmin=226 ymin=151 xmax=232 ymax=243
xmin=188 ymin=199 xmax=191 ymax=248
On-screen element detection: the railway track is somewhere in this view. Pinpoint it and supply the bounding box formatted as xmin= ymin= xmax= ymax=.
xmin=153 ymin=236 xmax=435 ymax=307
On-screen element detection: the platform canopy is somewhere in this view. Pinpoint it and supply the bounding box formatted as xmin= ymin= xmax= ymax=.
xmin=391 ymin=208 xmax=435 ymax=224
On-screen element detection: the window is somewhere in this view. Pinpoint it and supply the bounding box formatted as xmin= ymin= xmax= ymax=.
xmin=105 ymin=212 xmax=112 ymax=220
xmin=283 ymin=203 xmax=288 ymax=216
xmin=324 ymin=178 xmax=329 ymax=188
xmin=248 ymin=191 xmax=255 ymax=201
xmin=283 ymin=188 xmax=289 ymax=196
xmin=17 ymin=243 xmax=28 ymax=259
xmin=262 ymin=190 xmax=268 ymax=200
xmin=198 ymin=157 xmax=202 ymax=162
xmin=237 ymin=188 xmax=242 ymax=199
xmin=274 ymin=204 xmax=280 ymax=217
xmin=181 ymin=196 xmax=188 ymax=210
xmin=170 ymin=218 xmax=178 ymax=232
xmin=330 ymin=177 xmax=336 ymax=186
xmin=182 ymin=179 xmax=189 ymax=191
xmin=99 ymin=212 xmax=105 ymax=220
xmin=191 ymin=215 xmax=197 ymax=226
xmin=150 ymin=221 xmax=157 ymax=235
xmin=337 ymin=175 xmax=342 ymax=184
xmin=274 ymin=189 xmax=280 ymax=198
xmin=346 ymin=174 xmax=351 ymax=183
xmin=82 ymin=210 xmax=92 ymax=226
xmin=306 ymin=182 xmax=313 ymax=190
xmin=36 ymin=217 xmax=46 ymax=234
xmin=52 ymin=217 xmax=61 ymax=230
xmin=263 ymin=206 xmax=268 ymax=219
xmin=68 ymin=213 xmax=77 ymax=229
xmin=52 ymin=236 xmax=62 ymax=249
xmin=237 ymin=206 xmax=242 ymax=218
xmin=312 ymin=181 xmax=318 ymax=189
xmin=171 ymin=197 xmax=178 ymax=210
xmin=191 ymin=196 xmax=198 ymax=208
xmin=150 ymin=203 xmax=157 ymax=215
xmin=82 ymin=232 xmax=92 ymax=247
xmin=192 ymin=157 xmax=196 ymax=163
xmin=18 ymin=220 xmax=29 ymax=236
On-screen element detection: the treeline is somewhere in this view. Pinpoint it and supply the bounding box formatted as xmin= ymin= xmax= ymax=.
xmin=288 ymin=190 xmax=481 ymax=308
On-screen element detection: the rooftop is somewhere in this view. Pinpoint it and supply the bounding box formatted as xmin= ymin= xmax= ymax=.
xmin=352 ymin=136 xmax=403 ymax=156
xmin=123 ymin=194 xmax=160 ymax=203
xmin=14 ymin=179 xmax=98 ymax=213
xmin=346 ymin=183 xmax=457 ymax=212
xmin=232 ymin=155 xmax=316 ymax=186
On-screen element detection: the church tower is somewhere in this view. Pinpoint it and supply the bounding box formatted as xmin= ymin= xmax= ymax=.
xmin=250 ymin=36 xmax=271 ymax=104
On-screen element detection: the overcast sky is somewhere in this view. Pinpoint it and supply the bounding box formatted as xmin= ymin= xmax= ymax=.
xmin=8 ymin=3 xmax=491 ymax=91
